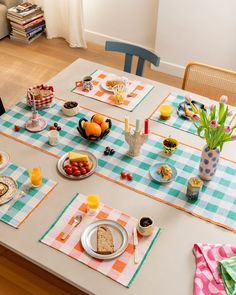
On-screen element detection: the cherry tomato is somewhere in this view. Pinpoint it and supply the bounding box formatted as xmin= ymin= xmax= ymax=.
xmin=72 ymin=162 xmax=79 ymax=167
xmin=73 ymin=170 xmax=81 ymax=177
xmin=83 ymin=164 xmax=89 ymax=170
xmin=127 ymin=173 xmax=133 ymax=181
xmin=85 ymin=167 xmax=91 ymax=173
xmin=120 ymin=171 xmax=127 ymax=179
xmin=72 ymin=166 xmax=79 ymax=172
xmin=78 ymin=162 xmax=84 ymax=168
xmin=65 ymin=167 xmax=73 ymax=175
xmin=64 ymin=164 xmax=72 ymax=170
xmin=80 ymin=167 xmax=87 ymax=175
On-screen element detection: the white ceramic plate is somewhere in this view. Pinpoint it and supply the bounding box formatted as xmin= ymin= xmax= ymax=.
xmin=100 ymin=78 xmax=124 ymax=92
xmin=0 ymin=176 xmax=18 ymax=205
xmin=0 ymin=151 xmax=10 ymax=171
xmin=81 ymin=219 xmax=129 ymax=260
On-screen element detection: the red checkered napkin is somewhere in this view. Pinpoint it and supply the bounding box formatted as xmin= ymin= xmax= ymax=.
xmin=40 ymin=193 xmax=160 ymax=287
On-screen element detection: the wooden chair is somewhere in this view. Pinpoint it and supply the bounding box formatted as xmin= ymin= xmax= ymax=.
xmin=0 ymin=97 xmax=5 ymax=116
xmin=182 ymin=62 xmax=236 ymax=105
xmin=105 ymin=41 xmax=160 ymax=77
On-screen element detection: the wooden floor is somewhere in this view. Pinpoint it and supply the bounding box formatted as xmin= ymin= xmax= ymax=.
xmin=0 ymin=35 xmax=182 ymax=295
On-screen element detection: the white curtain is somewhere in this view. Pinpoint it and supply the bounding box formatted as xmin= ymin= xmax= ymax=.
xmin=33 ymin=0 xmax=86 ymax=48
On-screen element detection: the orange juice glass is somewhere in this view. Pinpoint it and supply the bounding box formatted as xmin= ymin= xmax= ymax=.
xmin=29 ymin=167 xmax=42 ymax=187
xmin=87 ymin=194 xmax=100 ymax=215
xmin=159 ymin=104 xmax=173 ymax=120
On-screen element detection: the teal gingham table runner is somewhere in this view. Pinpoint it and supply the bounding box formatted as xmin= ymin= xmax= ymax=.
xmin=149 ymin=93 xmax=235 ymax=136
xmin=0 ymin=162 xmax=57 ymax=228
xmin=0 ymin=98 xmax=236 ymax=231
xmin=219 ymin=256 xmax=236 ymax=295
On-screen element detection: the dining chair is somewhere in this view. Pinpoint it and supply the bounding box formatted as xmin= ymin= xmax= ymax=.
xmin=105 ymin=41 xmax=160 ymax=77
xmin=0 ymin=97 xmax=5 ymax=116
xmin=182 ymin=62 xmax=236 ymax=105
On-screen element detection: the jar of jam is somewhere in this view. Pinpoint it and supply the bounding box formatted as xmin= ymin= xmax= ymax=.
xmin=186 ymin=177 xmax=203 ymax=202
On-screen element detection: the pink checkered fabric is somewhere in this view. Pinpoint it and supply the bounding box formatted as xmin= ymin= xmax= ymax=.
xmin=193 ymin=243 xmax=236 ymax=294
xmin=40 ymin=193 xmax=160 ymax=287
xmin=27 ymin=84 xmax=54 ymax=109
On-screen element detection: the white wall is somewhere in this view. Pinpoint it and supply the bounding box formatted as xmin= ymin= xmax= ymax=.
xmin=155 ymin=0 xmax=236 ymax=77
xmin=83 ymin=0 xmax=158 ymax=49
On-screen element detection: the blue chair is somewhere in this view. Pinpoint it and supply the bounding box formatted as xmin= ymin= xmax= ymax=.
xmin=0 ymin=98 xmax=5 ymax=116
xmin=105 ymin=41 xmax=160 ymax=77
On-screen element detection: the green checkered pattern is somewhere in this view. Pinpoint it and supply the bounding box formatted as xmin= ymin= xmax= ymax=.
xmin=219 ymin=256 xmax=236 ymax=295
xmin=150 ymin=93 xmax=233 ymax=136
xmin=1 ymin=99 xmax=236 ymax=231
xmin=0 ymin=162 xmax=56 ymax=228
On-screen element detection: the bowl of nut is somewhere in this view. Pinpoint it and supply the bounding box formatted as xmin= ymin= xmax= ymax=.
xmin=62 ymin=101 xmax=79 ymax=117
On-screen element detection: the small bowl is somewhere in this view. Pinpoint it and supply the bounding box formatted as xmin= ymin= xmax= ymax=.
xmin=163 ymin=137 xmax=179 ymax=154
xmin=62 ymin=101 xmax=79 ymax=117
xmin=137 ymin=217 xmax=154 ymax=237
xmin=77 ymin=117 xmax=112 ymax=142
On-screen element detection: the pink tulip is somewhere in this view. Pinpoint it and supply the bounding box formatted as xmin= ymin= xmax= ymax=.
xmin=210 ymin=104 xmax=215 ymax=111
xmin=192 ymin=114 xmax=200 ymax=121
xmin=220 ymin=95 xmax=228 ymax=103
xmin=224 ymin=125 xmax=231 ymax=133
xmin=210 ymin=120 xmax=218 ymax=128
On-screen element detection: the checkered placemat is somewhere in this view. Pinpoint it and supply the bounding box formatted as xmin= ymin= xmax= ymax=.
xmin=72 ymin=70 xmax=154 ymax=111
xmin=40 ymin=192 xmax=161 ymax=288
xmin=0 ymin=162 xmax=57 ymax=228
xmin=149 ymin=93 xmax=235 ymax=136
xmin=1 ymin=99 xmax=236 ymax=232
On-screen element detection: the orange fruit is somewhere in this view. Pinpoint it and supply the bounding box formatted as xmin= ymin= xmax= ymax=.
xmin=84 ymin=122 xmax=102 ymax=137
xmin=100 ymin=121 xmax=109 ymax=133
xmin=92 ymin=114 xmax=105 ymax=125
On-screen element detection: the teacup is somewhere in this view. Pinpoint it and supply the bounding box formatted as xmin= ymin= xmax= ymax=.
xmin=137 ymin=217 xmax=154 ymax=236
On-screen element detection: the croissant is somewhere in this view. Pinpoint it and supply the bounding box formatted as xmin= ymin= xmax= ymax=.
xmin=184 ymin=104 xmax=194 ymax=118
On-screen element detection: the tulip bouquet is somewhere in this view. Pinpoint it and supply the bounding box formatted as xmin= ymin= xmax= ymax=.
xmin=191 ymin=95 xmax=236 ymax=151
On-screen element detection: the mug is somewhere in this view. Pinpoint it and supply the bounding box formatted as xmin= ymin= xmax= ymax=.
xmin=48 ymin=130 xmax=59 ymax=146
xmin=76 ymin=76 xmax=93 ymax=92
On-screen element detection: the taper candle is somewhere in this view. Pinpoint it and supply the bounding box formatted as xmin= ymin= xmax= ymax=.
xmin=125 ymin=116 xmax=129 ymax=132
xmin=144 ymin=119 xmax=149 ymax=134
xmin=135 ymin=119 xmax=141 ymax=132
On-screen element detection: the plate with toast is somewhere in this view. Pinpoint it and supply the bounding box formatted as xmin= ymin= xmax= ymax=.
xmin=81 ymin=219 xmax=128 ymax=260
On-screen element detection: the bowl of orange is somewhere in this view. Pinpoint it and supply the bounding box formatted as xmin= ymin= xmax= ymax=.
xmin=77 ymin=113 xmax=112 ymax=141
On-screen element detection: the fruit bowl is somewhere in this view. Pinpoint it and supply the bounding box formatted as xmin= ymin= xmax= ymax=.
xmin=77 ymin=114 xmax=112 ymax=142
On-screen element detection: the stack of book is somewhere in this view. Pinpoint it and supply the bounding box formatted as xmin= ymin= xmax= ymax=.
xmin=7 ymin=2 xmax=46 ymax=44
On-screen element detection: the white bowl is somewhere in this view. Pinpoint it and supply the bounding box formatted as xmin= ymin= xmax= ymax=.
xmin=62 ymin=101 xmax=79 ymax=117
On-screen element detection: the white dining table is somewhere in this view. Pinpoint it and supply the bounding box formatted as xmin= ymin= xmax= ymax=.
xmin=1 ymin=58 xmax=236 ymax=295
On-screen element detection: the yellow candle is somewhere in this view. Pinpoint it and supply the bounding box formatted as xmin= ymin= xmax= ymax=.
xmin=159 ymin=104 xmax=173 ymax=120
xmin=87 ymin=194 xmax=100 ymax=210
xmin=29 ymin=167 xmax=42 ymax=187
xmin=125 ymin=116 xmax=129 ymax=132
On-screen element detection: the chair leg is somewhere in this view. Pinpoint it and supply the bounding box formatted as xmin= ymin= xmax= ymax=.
xmin=0 ymin=98 xmax=6 ymax=116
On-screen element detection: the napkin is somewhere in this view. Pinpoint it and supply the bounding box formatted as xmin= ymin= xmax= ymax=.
xmin=219 ymin=256 xmax=236 ymax=295
xmin=192 ymin=243 xmax=236 ymax=295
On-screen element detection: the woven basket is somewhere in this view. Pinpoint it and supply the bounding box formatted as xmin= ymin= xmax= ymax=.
xmin=27 ymin=84 xmax=54 ymax=109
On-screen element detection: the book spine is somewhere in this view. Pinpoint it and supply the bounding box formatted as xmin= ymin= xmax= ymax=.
xmin=27 ymin=27 xmax=45 ymax=38
xmin=25 ymin=20 xmax=45 ymax=33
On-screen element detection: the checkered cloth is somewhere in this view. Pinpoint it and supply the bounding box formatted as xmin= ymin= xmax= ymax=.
xmin=72 ymin=70 xmax=154 ymax=111
xmin=1 ymin=99 xmax=236 ymax=232
xmin=40 ymin=192 xmax=161 ymax=287
xmin=219 ymin=256 xmax=236 ymax=295
xmin=150 ymin=93 xmax=235 ymax=136
xmin=0 ymin=162 xmax=57 ymax=228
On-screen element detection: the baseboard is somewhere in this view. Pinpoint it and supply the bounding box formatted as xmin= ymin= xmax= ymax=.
xmin=84 ymin=29 xmax=154 ymax=51
xmin=151 ymin=61 xmax=185 ymax=78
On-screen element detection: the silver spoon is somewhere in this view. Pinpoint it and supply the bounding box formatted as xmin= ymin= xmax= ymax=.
xmin=61 ymin=214 xmax=83 ymax=240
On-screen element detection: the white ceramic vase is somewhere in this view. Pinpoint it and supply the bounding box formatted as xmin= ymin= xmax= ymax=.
xmin=199 ymin=145 xmax=220 ymax=180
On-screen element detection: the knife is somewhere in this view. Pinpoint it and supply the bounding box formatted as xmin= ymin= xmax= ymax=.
xmin=133 ymin=227 xmax=139 ymax=264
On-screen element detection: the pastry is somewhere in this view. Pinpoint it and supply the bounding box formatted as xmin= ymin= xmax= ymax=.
xmin=69 ymin=152 xmax=89 ymax=163
xmin=30 ymin=89 xmax=42 ymax=100
xmin=40 ymin=89 xmax=53 ymax=98
xmin=184 ymin=104 xmax=194 ymax=118
xmin=97 ymin=225 xmax=115 ymax=254
xmin=157 ymin=164 xmax=173 ymax=181
xmin=106 ymin=80 xmax=124 ymax=90
xmin=0 ymin=182 xmax=8 ymax=197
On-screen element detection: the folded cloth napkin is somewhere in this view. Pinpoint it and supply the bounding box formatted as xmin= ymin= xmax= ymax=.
xmin=193 ymin=243 xmax=236 ymax=295
xmin=219 ymin=256 xmax=236 ymax=295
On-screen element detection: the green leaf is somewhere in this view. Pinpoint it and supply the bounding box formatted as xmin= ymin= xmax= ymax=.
xmin=218 ymin=102 xmax=225 ymax=122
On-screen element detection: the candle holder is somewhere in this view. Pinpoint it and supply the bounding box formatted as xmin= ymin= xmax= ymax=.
xmin=25 ymin=95 xmax=47 ymax=132
xmin=124 ymin=129 xmax=148 ymax=157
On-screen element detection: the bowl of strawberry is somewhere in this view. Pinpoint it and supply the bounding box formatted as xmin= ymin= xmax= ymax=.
xmin=57 ymin=150 xmax=97 ymax=180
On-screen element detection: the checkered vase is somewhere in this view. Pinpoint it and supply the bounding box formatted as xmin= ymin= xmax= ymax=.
xmin=199 ymin=145 xmax=220 ymax=180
